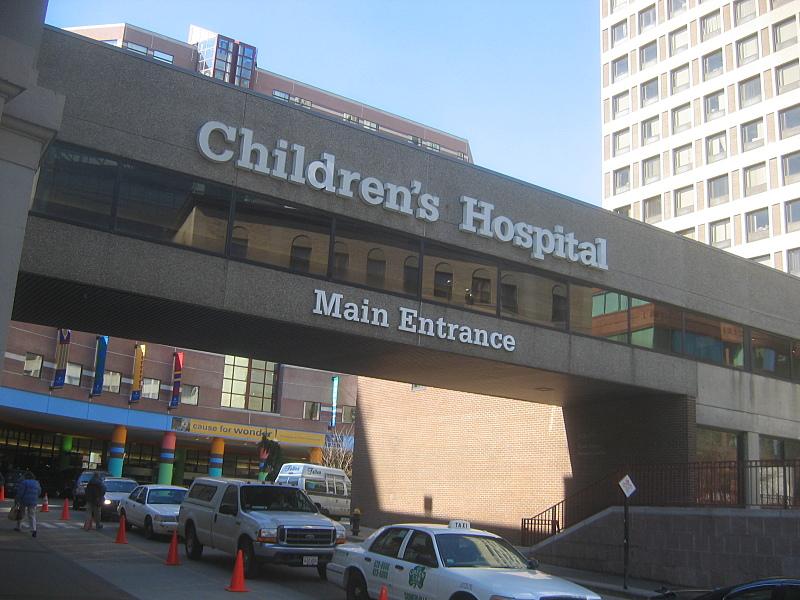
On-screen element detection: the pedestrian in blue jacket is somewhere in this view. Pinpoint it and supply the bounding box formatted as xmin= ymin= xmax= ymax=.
xmin=14 ymin=472 xmax=41 ymax=537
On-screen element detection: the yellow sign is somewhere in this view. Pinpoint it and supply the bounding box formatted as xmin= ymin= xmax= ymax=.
xmin=171 ymin=417 xmax=325 ymax=446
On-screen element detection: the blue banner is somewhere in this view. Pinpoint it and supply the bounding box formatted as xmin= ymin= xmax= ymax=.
xmin=50 ymin=329 xmax=72 ymax=390
xmin=90 ymin=335 xmax=109 ymax=397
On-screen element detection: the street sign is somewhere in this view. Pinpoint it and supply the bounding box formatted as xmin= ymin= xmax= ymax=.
xmin=619 ymin=474 xmax=636 ymax=498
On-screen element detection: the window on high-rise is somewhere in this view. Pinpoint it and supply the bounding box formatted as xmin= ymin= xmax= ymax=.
xmin=221 ymin=356 xmax=278 ymax=412
xmin=643 ymin=196 xmax=662 ymax=223
xmin=710 ymin=219 xmax=732 ymax=248
xmin=777 ymin=60 xmax=800 ymax=95
xmin=670 ymin=27 xmax=689 ymax=56
xmin=642 ymin=155 xmax=660 ymax=184
xmin=677 ymin=227 xmax=696 ymax=240
xmin=783 ymin=151 xmax=800 ymax=185
xmin=669 ymin=0 xmax=687 ymax=17
xmin=779 ymin=105 xmax=800 ymax=139
xmin=23 ymin=353 xmax=42 ymax=378
xmin=673 ymin=144 xmax=693 ymax=173
xmin=303 ymin=401 xmax=320 ymax=420
xmin=746 ymin=208 xmax=770 ymax=242
xmin=708 ymin=175 xmax=729 ymax=206
xmin=612 ymin=55 xmax=629 ymax=81
xmin=153 ymin=50 xmax=173 ymax=64
xmin=787 ymin=199 xmax=800 ymax=232
xmin=750 ymin=255 xmax=771 ymax=266
xmin=142 ymin=378 xmax=161 ymax=400
xmin=741 ymin=119 xmax=764 ymax=151
xmin=744 ymin=163 xmax=767 ymax=196
xmin=614 ymin=204 xmax=632 ymax=218
xmin=704 ymin=89 xmax=725 ymax=121
xmin=706 ymin=132 xmax=727 ymax=163
xmin=774 ymin=18 xmax=797 ymax=51
xmin=612 ymin=20 xmax=628 ymax=47
xmin=614 ymin=167 xmax=630 ymax=194
xmin=671 ymin=64 xmax=690 ymax=94
xmin=124 ymin=41 xmax=147 ymax=55
xmin=640 ymin=41 xmax=658 ymax=69
xmin=772 ymin=0 xmax=793 ymax=8
xmin=613 ymin=128 xmax=631 ymax=155
xmin=789 ymin=248 xmax=800 ymax=277
xmin=613 ymin=91 xmax=630 ymax=118
xmin=611 ymin=0 xmax=627 ymax=12
xmin=641 ymin=115 xmax=660 ymax=144
xmin=736 ymin=34 xmax=759 ymax=66
xmin=672 ymin=104 xmax=692 ymax=133
xmin=639 ymin=5 xmax=656 ymax=32
xmin=675 ymin=186 xmax=694 ymax=216
xmin=66 ymin=362 xmax=82 ymax=386
xmin=701 ymin=11 xmax=721 ymax=41
xmin=734 ymin=0 xmax=756 ymax=25
xmin=703 ymin=49 xmax=724 ymax=80
xmin=739 ymin=75 xmax=762 ymax=107
xmin=641 ymin=78 xmax=659 ymax=106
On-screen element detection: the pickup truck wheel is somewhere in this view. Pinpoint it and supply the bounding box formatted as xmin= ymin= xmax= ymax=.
xmin=346 ymin=571 xmax=369 ymax=600
xmin=184 ymin=523 xmax=203 ymax=560
xmin=317 ymin=562 xmax=327 ymax=581
xmin=143 ymin=516 xmax=154 ymax=540
xmin=238 ymin=538 xmax=258 ymax=579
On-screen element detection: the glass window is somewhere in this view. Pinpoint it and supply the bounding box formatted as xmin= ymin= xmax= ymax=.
xmin=774 ymin=18 xmax=797 ymax=51
xmin=611 ymin=0 xmax=627 ymax=12
xmin=790 ymin=248 xmax=800 ymax=276
xmin=684 ymin=313 xmax=744 ymax=368
xmin=642 ymin=155 xmax=660 ymax=184
xmin=613 ymin=128 xmax=631 ymax=155
xmin=612 ymin=20 xmax=628 ymax=46
xmin=614 ymin=167 xmax=630 ymax=194
xmin=117 ymin=164 xmax=230 ymax=254
xmin=643 ymin=196 xmax=662 ymax=223
xmin=673 ymin=144 xmax=693 ymax=173
xmin=710 ymin=218 xmax=732 ymax=248
xmin=570 ymin=286 xmax=629 ymax=343
xmin=779 ymin=104 xmax=800 ymax=138
xmin=141 ymin=378 xmax=160 ymax=400
xmin=744 ymin=163 xmax=767 ymax=196
xmin=703 ymin=50 xmax=724 ymax=80
xmin=640 ymin=41 xmax=658 ymax=69
xmin=675 ymin=186 xmax=694 ymax=216
xmin=739 ymin=75 xmax=762 ymax=107
xmin=221 ymin=356 xmax=277 ymax=412
xmin=672 ymin=104 xmax=691 ymax=133
xmin=303 ymin=401 xmax=320 ymax=420
xmin=746 ymin=208 xmax=770 ymax=242
xmin=613 ymin=91 xmax=630 ymax=118
xmin=152 ymin=50 xmax=173 ymax=64
xmin=777 ymin=60 xmax=800 ymax=94
xmin=750 ymin=254 xmax=771 ymax=265
xmin=708 ymin=175 xmax=729 ymax=206
xmin=706 ymin=132 xmax=727 ymax=163
xmin=736 ymin=34 xmax=759 ymax=66
xmin=103 ymin=370 xmax=121 ymax=394
xmin=23 ymin=353 xmax=43 ymax=378
xmin=641 ymin=116 xmax=660 ymax=144
xmin=639 ymin=5 xmax=656 ymax=32
xmin=232 ymin=192 xmax=330 ymax=277
xmin=734 ymin=0 xmax=756 ymax=25
xmin=784 ymin=151 xmax=800 ymax=185
xmin=181 ymin=384 xmax=199 ymax=405
xmin=701 ymin=11 xmax=721 ymax=41
xmin=677 ymin=227 xmax=696 ymax=239
xmin=741 ymin=119 xmax=764 ymax=151
xmin=697 ymin=427 xmax=740 ymax=461
xmin=331 ymin=220 xmax=421 ymax=296
xmin=125 ymin=41 xmax=147 ymax=55
xmin=500 ymin=269 xmax=568 ymax=329
xmin=641 ymin=78 xmax=659 ymax=106
xmin=670 ymin=27 xmax=689 ymax=56
xmin=340 ymin=405 xmax=356 ymax=423
xmin=422 ymin=245 xmax=496 ymax=315
xmin=272 ymin=90 xmax=289 ymax=101
xmin=671 ymin=64 xmax=690 ymax=94
xmin=65 ymin=362 xmax=82 ymax=386
xmin=630 ymin=298 xmax=682 ymax=353
xmin=32 ymin=144 xmax=117 ymax=228
xmin=402 ymin=531 xmax=439 ymax=568
xmin=614 ymin=205 xmax=632 ymax=218
xmin=369 ymin=527 xmax=410 ymax=558
xmin=786 ymin=199 xmax=800 ymax=232
xmin=669 ymin=0 xmax=687 ymax=16
xmin=613 ymin=55 xmax=629 ymax=81
xmin=705 ymin=90 xmax=725 ymax=122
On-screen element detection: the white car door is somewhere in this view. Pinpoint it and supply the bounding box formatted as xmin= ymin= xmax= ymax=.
xmin=212 ymin=484 xmax=240 ymax=555
xmin=124 ymin=487 xmax=144 ymax=526
xmin=394 ymin=530 xmax=442 ymax=599
xmin=361 ymin=527 xmax=410 ymax=600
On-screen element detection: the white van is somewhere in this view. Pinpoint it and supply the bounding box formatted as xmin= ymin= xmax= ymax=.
xmin=275 ymin=463 xmax=351 ymax=519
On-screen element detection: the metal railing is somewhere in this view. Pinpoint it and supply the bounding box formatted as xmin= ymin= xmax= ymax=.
xmin=521 ymin=459 xmax=800 ymax=546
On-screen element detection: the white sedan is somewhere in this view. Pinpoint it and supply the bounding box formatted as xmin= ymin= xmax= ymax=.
xmin=327 ymin=521 xmax=602 ymax=600
xmin=117 ymin=485 xmax=187 ymax=539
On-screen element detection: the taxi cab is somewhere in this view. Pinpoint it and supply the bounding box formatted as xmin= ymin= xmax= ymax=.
xmin=327 ymin=520 xmax=602 ymax=600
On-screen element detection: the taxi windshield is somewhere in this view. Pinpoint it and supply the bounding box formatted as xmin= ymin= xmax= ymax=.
xmin=435 ymin=533 xmax=528 ymax=569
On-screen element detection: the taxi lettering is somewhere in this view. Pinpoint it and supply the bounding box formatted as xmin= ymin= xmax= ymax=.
xmin=408 ymin=566 xmax=427 ymax=589
xmin=372 ymin=560 xmax=390 ymax=579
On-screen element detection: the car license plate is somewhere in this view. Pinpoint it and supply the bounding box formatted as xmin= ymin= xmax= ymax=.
xmin=303 ymin=556 xmax=318 ymax=566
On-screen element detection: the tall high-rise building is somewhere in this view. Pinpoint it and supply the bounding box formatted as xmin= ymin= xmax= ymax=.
xmin=600 ymin=0 xmax=800 ymax=275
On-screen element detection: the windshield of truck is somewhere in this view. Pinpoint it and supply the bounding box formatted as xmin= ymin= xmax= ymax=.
xmin=239 ymin=486 xmax=318 ymax=513
xmin=435 ymin=534 xmax=529 ymax=569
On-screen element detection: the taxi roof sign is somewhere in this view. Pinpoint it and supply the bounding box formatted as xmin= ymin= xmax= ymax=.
xmin=448 ymin=519 xmax=471 ymax=529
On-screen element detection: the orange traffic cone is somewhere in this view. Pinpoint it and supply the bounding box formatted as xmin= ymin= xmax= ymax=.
xmin=165 ymin=530 xmax=180 ymax=566
xmin=41 ymin=494 xmax=49 ymax=513
xmin=226 ymin=549 xmax=249 ymax=592
xmin=59 ymin=500 xmax=70 ymax=520
xmin=0 ymin=485 xmax=5 ymax=501
xmin=114 ymin=514 xmax=129 ymax=544
xmin=378 ymin=584 xmax=389 ymax=600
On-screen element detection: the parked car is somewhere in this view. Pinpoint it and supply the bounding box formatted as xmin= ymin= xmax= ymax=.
xmin=100 ymin=477 xmax=138 ymax=520
xmin=178 ymin=477 xmax=347 ymax=579
xmin=327 ymin=520 xmax=603 ymax=600
xmin=71 ymin=470 xmax=110 ymax=510
xmin=274 ymin=463 xmax=351 ymax=519
xmin=3 ymin=469 xmax=35 ymax=499
xmin=118 ymin=485 xmax=187 ymax=539
xmin=685 ymin=578 xmax=800 ymax=600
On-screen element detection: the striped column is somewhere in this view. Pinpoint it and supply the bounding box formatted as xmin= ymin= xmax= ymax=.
xmin=108 ymin=425 xmax=127 ymax=477
xmin=208 ymin=437 xmax=225 ymax=478
xmin=157 ymin=431 xmax=177 ymax=485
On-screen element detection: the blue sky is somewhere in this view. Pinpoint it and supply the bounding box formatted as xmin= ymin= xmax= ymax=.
xmin=45 ymin=1 xmax=601 ymax=205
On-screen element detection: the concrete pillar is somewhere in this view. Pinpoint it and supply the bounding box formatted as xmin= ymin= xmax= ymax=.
xmin=0 ymin=0 xmax=63 ymax=364
xmin=108 ymin=425 xmax=127 ymax=477
xmin=744 ymin=431 xmax=760 ymax=506
xmin=157 ymin=431 xmax=177 ymax=485
xmin=172 ymin=448 xmax=186 ymax=486
xmin=208 ymin=437 xmax=224 ymax=478
xmin=58 ymin=434 xmax=73 ymax=470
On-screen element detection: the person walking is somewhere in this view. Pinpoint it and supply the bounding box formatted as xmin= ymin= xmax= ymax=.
xmin=83 ymin=472 xmax=106 ymax=531
xmin=14 ymin=472 xmax=41 ymax=538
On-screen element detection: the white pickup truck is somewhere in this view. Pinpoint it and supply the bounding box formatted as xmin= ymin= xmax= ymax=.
xmin=177 ymin=477 xmax=347 ymax=579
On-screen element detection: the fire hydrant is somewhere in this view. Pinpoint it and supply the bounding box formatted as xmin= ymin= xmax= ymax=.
xmin=350 ymin=507 xmax=362 ymax=537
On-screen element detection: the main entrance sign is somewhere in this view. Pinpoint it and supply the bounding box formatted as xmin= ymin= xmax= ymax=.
xmin=197 ymin=121 xmax=609 ymax=271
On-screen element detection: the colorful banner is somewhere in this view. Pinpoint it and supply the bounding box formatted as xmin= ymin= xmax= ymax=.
xmin=50 ymin=329 xmax=72 ymax=390
xmin=169 ymin=351 xmax=184 ymax=410
xmin=90 ymin=335 xmax=109 ymax=397
xmin=129 ymin=343 xmax=146 ymax=404
xmin=169 ymin=417 xmax=325 ymax=446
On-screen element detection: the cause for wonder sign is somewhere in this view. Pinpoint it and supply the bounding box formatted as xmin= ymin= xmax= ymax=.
xmin=197 ymin=121 xmax=609 ymax=272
